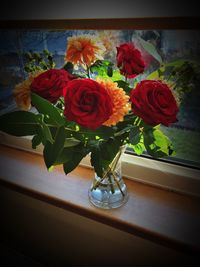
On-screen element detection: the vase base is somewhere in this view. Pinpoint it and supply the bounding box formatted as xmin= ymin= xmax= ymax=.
xmin=88 ymin=193 xmax=128 ymax=209
xmin=88 ymin=181 xmax=128 ymax=209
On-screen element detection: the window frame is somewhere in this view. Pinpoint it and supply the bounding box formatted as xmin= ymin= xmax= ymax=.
xmin=0 ymin=17 xmax=200 ymax=197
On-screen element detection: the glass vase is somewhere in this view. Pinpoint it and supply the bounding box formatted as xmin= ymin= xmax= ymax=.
xmin=88 ymin=145 xmax=128 ymax=209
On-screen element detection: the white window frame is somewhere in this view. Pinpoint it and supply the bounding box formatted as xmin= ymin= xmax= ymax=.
xmin=1 ymin=132 xmax=200 ymax=197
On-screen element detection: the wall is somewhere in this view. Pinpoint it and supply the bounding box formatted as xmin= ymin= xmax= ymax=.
xmin=0 ymin=0 xmax=199 ymax=20
xmin=0 ymin=185 xmax=196 ymax=266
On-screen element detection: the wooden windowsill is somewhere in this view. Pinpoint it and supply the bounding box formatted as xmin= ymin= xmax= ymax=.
xmin=0 ymin=144 xmax=199 ymax=254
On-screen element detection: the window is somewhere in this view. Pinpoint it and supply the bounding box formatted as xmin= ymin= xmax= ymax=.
xmin=0 ymin=18 xmax=200 ymax=196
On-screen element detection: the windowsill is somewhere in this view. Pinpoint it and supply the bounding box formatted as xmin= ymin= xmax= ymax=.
xmin=1 ymin=132 xmax=200 ymax=197
xmin=0 ymin=144 xmax=200 ymax=255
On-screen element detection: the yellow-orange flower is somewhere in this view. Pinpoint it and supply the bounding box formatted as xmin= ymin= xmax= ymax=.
xmin=97 ymin=79 xmax=130 ymax=126
xmin=13 ymin=71 xmax=43 ymax=111
xmin=65 ymin=35 xmax=105 ymax=67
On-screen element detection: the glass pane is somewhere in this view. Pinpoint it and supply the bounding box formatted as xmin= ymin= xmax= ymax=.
xmin=0 ymin=28 xmax=199 ymax=168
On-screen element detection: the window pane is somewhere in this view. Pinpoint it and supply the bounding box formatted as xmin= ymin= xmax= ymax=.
xmin=0 ymin=28 xmax=199 ymax=168
xmin=148 ymin=30 xmax=200 ymax=169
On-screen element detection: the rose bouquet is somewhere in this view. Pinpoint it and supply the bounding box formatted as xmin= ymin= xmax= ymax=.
xmin=0 ymin=33 xmax=180 ymax=208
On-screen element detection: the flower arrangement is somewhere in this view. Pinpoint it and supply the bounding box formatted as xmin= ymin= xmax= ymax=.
xmin=0 ymin=32 xmax=182 ymax=207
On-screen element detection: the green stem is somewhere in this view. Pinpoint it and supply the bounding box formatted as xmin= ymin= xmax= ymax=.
xmin=91 ymin=166 xmax=112 ymax=190
xmin=109 ymin=148 xmax=123 ymax=172
xmin=91 ymin=146 xmax=125 ymax=191
xmin=59 ymin=97 xmax=65 ymax=105
xmin=46 ymin=124 xmax=76 ymax=133
xmin=108 ymin=172 xmax=115 ymax=194
xmin=136 ymin=118 xmax=142 ymax=126
xmin=111 ymin=171 xmax=125 ymax=197
xmin=86 ymin=65 xmax=90 ymax=78
xmin=134 ymin=116 xmax=142 ymax=127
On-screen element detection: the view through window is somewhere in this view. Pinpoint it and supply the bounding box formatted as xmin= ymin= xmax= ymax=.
xmin=0 ymin=28 xmax=199 ymax=168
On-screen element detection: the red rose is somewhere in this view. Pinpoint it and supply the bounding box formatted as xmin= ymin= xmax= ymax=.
xmin=130 ymin=80 xmax=179 ymax=126
xmin=31 ymin=69 xmax=74 ymax=103
xmin=117 ymin=43 xmax=145 ymax=78
xmin=64 ymin=79 xmax=113 ymax=130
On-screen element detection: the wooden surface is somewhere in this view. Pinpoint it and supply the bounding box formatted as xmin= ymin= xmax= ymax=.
xmin=0 ymin=17 xmax=200 ymax=29
xmin=0 ymin=144 xmax=200 ymax=254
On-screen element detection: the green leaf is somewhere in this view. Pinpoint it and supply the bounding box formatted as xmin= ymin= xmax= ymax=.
xmin=64 ymin=137 xmax=81 ymax=147
xmin=111 ymin=70 xmax=123 ymax=81
xmin=43 ymin=49 xmax=50 ymax=56
xmin=43 ymin=141 xmax=53 ymax=169
xmin=116 ymin=113 xmax=137 ymax=132
xmin=43 ymin=126 xmax=66 ymax=169
xmin=63 ymin=155 xmax=84 ymax=175
xmin=107 ymin=65 xmax=113 ymax=77
xmin=0 ymin=111 xmax=40 ymax=136
xmin=25 ymin=52 xmax=33 ymax=61
xmin=0 ymin=110 xmax=53 ymax=146
xmin=62 ymin=145 xmax=88 ymax=174
xmin=31 ymin=93 xmax=65 ymax=126
xmin=100 ymin=138 xmax=122 ymax=162
xmin=146 ymin=66 xmax=165 ymax=80
xmin=128 ymin=132 xmax=145 ymax=155
xmin=32 ymin=134 xmax=42 ymax=149
xmin=139 ymin=37 xmax=163 ymax=64
xmin=91 ymin=144 xmax=104 ymax=177
xmin=33 ymin=52 xmax=42 ymax=62
xmin=90 ymin=137 xmax=123 ymax=177
xmin=131 ymin=142 xmax=145 ymax=155
xmin=143 ymin=127 xmax=175 ymax=158
xmin=114 ymin=125 xmax=133 ymax=137
xmin=36 ymin=114 xmax=53 ymax=144
xmin=80 ymin=125 xmax=115 ymax=139
xmin=63 ymin=62 xmax=74 ymax=74
xmin=129 ymin=126 xmax=141 ymax=145
xmin=115 ymin=80 xmax=132 ymax=95
xmin=164 ymin=59 xmax=187 ymax=68
xmin=90 ymin=60 xmax=113 ymax=78
xmin=54 ymin=143 xmax=88 ymax=165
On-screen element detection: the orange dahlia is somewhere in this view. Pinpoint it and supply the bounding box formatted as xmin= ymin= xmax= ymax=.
xmin=65 ymin=35 xmax=105 ymax=67
xmin=96 ymin=79 xmax=130 ymax=126
xmin=13 ymin=71 xmax=43 ymax=111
